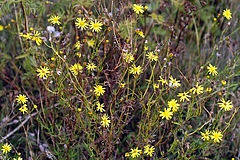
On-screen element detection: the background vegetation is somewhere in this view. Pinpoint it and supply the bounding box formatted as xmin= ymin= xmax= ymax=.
xmin=0 ymin=0 xmax=239 ymax=159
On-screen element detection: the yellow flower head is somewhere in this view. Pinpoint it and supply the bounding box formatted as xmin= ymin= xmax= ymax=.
xmin=89 ymin=20 xmax=103 ymax=32
xmin=70 ymin=63 xmax=83 ymax=76
xmin=96 ymin=101 xmax=105 ymax=112
xmin=206 ymin=87 xmax=212 ymax=93
xmin=132 ymin=4 xmax=144 ymax=14
xmin=177 ymin=92 xmax=191 ymax=102
xmin=16 ymin=94 xmax=28 ymax=104
xmin=13 ymin=157 xmax=23 ymax=160
xmin=210 ymin=130 xmax=223 ymax=143
xmin=48 ymin=15 xmax=61 ymax=25
xmin=87 ymin=39 xmax=95 ymax=47
xmin=169 ymin=76 xmax=181 ymax=88
xmin=207 ymin=64 xmax=218 ymax=76
xmin=201 ymin=130 xmax=211 ymax=141
xmin=101 ymin=114 xmax=111 ymax=127
xmin=135 ymin=29 xmax=145 ymax=38
xmin=130 ymin=147 xmax=142 ymax=158
xmin=160 ymin=108 xmax=173 ymax=120
xmin=146 ymin=51 xmax=158 ymax=62
xmin=1 ymin=143 xmax=12 ymax=154
xmin=86 ymin=62 xmax=97 ymax=71
xmin=223 ymin=9 xmax=232 ymax=20
xmin=123 ymin=52 xmax=134 ymax=63
xmin=74 ymin=41 xmax=81 ymax=50
xmin=144 ymin=6 xmax=148 ymax=11
xmin=19 ymin=32 xmax=32 ymax=40
xmin=37 ymin=66 xmax=50 ymax=79
xmin=221 ymin=80 xmax=226 ymax=86
xmin=94 ymin=84 xmax=105 ymax=97
xmin=144 ymin=145 xmax=155 ymax=157
xmin=218 ymin=98 xmax=233 ymax=111
xmin=153 ymin=83 xmax=159 ymax=90
xmin=189 ymin=83 xmax=204 ymax=95
xmin=129 ymin=65 xmax=142 ymax=76
xmin=158 ymin=76 xmax=167 ymax=85
xmin=119 ymin=82 xmax=126 ymax=88
xmin=125 ymin=152 xmax=130 ymax=157
xmin=168 ymin=99 xmax=180 ymax=112
xmin=19 ymin=104 xmax=28 ymax=114
xmin=144 ymin=46 xmax=148 ymax=51
xmin=75 ymin=18 xmax=88 ymax=30
xmin=31 ymin=30 xmax=42 ymax=46
xmin=0 ymin=25 xmax=4 ymax=31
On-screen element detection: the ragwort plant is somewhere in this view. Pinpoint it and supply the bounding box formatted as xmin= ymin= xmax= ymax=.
xmin=0 ymin=0 xmax=239 ymax=159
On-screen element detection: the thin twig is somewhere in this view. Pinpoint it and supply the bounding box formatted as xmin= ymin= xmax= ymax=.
xmin=0 ymin=111 xmax=38 ymax=143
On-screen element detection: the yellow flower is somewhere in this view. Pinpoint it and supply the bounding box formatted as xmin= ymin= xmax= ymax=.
xmin=37 ymin=66 xmax=50 ymax=79
xmin=135 ymin=29 xmax=145 ymax=38
xmin=119 ymin=82 xmax=126 ymax=88
xmin=16 ymin=94 xmax=28 ymax=104
xmin=168 ymin=99 xmax=180 ymax=112
xmin=210 ymin=130 xmax=223 ymax=143
xmin=74 ymin=41 xmax=81 ymax=50
xmin=218 ymin=98 xmax=233 ymax=111
xmin=0 ymin=25 xmax=4 ymax=31
xmin=177 ymin=92 xmax=191 ymax=102
xmin=75 ymin=18 xmax=88 ymax=30
xmin=32 ymin=30 xmax=40 ymax=37
xmin=75 ymin=52 xmax=81 ymax=58
xmin=206 ymin=87 xmax=212 ymax=93
xmin=132 ymin=4 xmax=144 ymax=14
xmin=94 ymin=85 xmax=105 ymax=97
xmin=160 ymin=108 xmax=173 ymax=120
xmin=130 ymin=147 xmax=142 ymax=158
xmin=101 ymin=114 xmax=111 ymax=127
xmin=189 ymin=83 xmax=204 ymax=95
xmin=19 ymin=104 xmax=28 ymax=114
xmin=153 ymin=83 xmax=159 ymax=89
xmin=69 ymin=63 xmax=83 ymax=76
xmin=96 ymin=101 xmax=105 ymax=112
xmin=87 ymin=39 xmax=95 ymax=47
xmin=31 ymin=30 xmax=42 ymax=46
xmin=89 ymin=20 xmax=103 ymax=32
xmin=169 ymin=76 xmax=181 ymax=88
xmin=86 ymin=62 xmax=97 ymax=71
xmin=144 ymin=6 xmax=148 ymax=10
xmin=19 ymin=32 xmax=32 ymax=40
xmin=125 ymin=152 xmax=130 ymax=157
xmin=144 ymin=46 xmax=148 ymax=51
xmin=207 ymin=64 xmax=218 ymax=76
xmin=1 ymin=143 xmax=12 ymax=154
xmin=144 ymin=145 xmax=155 ymax=157
xmin=221 ymin=80 xmax=226 ymax=86
xmin=123 ymin=52 xmax=134 ymax=63
xmin=129 ymin=65 xmax=142 ymax=76
xmin=33 ymin=36 xmax=42 ymax=46
xmin=158 ymin=76 xmax=167 ymax=85
xmin=201 ymin=130 xmax=211 ymax=141
xmin=223 ymin=9 xmax=232 ymax=20
xmin=146 ymin=51 xmax=158 ymax=62
xmin=48 ymin=15 xmax=61 ymax=25
xmin=13 ymin=157 xmax=23 ymax=160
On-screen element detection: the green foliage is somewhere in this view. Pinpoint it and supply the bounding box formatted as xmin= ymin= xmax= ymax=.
xmin=118 ymin=19 xmax=137 ymax=39
xmin=149 ymin=13 xmax=165 ymax=24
